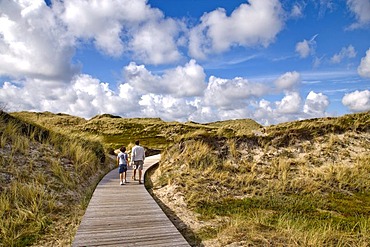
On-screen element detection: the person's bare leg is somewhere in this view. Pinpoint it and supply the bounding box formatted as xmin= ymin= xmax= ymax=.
xmin=133 ymin=169 xmax=137 ymax=180
xmin=124 ymin=171 xmax=127 ymax=183
xmin=120 ymin=173 xmax=123 ymax=184
xmin=139 ymin=170 xmax=142 ymax=184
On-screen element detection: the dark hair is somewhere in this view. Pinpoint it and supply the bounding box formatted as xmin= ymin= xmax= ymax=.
xmin=135 ymin=140 xmax=140 ymax=145
xmin=120 ymin=146 xmax=126 ymax=152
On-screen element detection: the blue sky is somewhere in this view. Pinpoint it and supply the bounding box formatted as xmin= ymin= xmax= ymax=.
xmin=0 ymin=0 xmax=369 ymax=125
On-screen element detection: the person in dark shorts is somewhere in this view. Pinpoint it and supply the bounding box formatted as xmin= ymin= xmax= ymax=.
xmin=130 ymin=140 xmax=145 ymax=184
xmin=117 ymin=146 xmax=128 ymax=185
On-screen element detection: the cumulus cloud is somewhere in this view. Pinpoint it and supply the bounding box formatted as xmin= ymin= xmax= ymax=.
xmin=56 ymin=0 xmax=183 ymax=64
xmin=203 ymin=76 xmax=268 ymax=109
xmin=139 ymin=94 xmax=197 ymax=122
xmin=3 ymin=0 xmax=368 ymax=127
xmin=330 ymin=45 xmax=357 ymax=63
xmin=358 ymin=48 xmax=370 ymax=77
xmin=249 ymin=91 xmax=329 ymax=125
xmin=0 ymin=0 xmax=78 ymax=81
xmin=342 ymin=90 xmax=370 ymax=112
xmin=274 ymin=71 xmax=301 ymax=90
xmin=57 ymin=0 xmax=148 ymax=55
xmin=251 ymin=94 xmax=302 ymax=125
xmin=0 ymin=75 xmax=134 ymax=118
xmin=0 ymin=60 xmax=337 ymax=125
xmin=303 ymin=91 xmax=329 ymax=116
xmin=276 ymin=92 xmax=302 ymax=114
xmin=129 ymin=19 xmax=183 ymax=64
xmin=123 ymin=59 xmax=207 ymax=97
xmin=189 ymin=0 xmax=285 ymax=59
xmin=347 ymin=0 xmax=370 ymax=29
xmin=295 ymin=34 xmax=318 ymax=58
xmin=0 ymin=59 xmax=209 ymax=119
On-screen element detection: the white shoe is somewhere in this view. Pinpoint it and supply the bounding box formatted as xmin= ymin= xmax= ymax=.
xmin=120 ymin=181 xmax=124 ymax=185
xmin=122 ymin=181 xmax=126 ymax=185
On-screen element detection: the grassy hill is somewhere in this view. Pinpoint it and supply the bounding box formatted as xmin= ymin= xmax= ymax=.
xmin=150 ymin=111 xmax=370 ymax=246
xmin=11 ymin=111 xmax=262 ymax=151
xmin=0 ymin=111 xmax=113 ymax=246
xmin=2 ymin=110 xmax=369 ymax=246
xmin=2 ymin=111 xmax=261 ymax=246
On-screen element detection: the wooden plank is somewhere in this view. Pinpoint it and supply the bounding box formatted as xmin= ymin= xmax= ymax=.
xmin=72 ymin=154 xmax=190 ymax=247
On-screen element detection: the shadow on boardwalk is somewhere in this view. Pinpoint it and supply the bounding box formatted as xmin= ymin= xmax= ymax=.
xmin=72 ymin=154 xmax=190 ymax=247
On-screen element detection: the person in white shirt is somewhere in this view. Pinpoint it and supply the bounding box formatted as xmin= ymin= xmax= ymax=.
xmin=131 ymin=140 xmax=145 ymax=184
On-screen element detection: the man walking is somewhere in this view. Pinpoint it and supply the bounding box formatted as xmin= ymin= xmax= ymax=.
xmin=131 ymin=140 xmax=145 ymax=184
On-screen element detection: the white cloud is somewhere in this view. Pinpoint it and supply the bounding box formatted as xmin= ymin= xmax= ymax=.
xmin=123 ymin=59 xmax=207 ymax=97
xmin=295 ymin=40 xmax=311 ymax=58
xmin=139 ymin=94 xmax=197 ymax=121
xmin=274 ymin=71 xmax=301 ymax=90
xmin=6 ymin=59 xmax=199 ymax=120
xmin=290 ymin=3 xmax=304 ymax=18
xmin=342 ymin=90 xmax=370 ymax=112
xmin=189 ymin=0 xmax=285 ymax=59
xmin=161 ymin=60 xmax=207 ymax=97
xmin=303 ymin=91 xmax=329 ymax=116
xmin=57 ymin=0 xmax=183 ymax=64
xmin=251 ymin=91 xmax=329 ymax=125
xmin=347 ymin=0 xmax=370 ymax=29
xmin=358 ymin=48 xmax=370 ymax=77
xmin=203 ymin=76 xmax=268 ymax=108
xmin=0 ymin=0 xmax=78 ymax=80
xmin=0 ymin=63 xmax=340 ymax=125
xmin=276 ymin=92 xmax=302 ymax=114
xmin=58 ymin=0 xmax=148 ymax=55
xmin=129 ymin=19 xmax=182 ymax=64
xmin=253 ymin=99 xmax=273 ymax=124
xmin=330 ymin=45 xmax=357 ymax=63
xmin=0 ymin=74 xmax=139 ymax=118
xmin=3 ymin=0 xmax=369 ymax=127
xmin=295 ymin=35 xmax=318 ymax=58
xmin=122 ymin=62 xmax=160 ymax=95
xmin=1 ymin=62 xmax=319 ymax=125
xmin=252 ymin=94 xmax=303 ymax=125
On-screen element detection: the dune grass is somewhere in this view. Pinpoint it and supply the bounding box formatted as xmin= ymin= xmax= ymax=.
xmin=0 ymin=111 xmax=113 ymax=246
xmin=151 ymin=112 xmax=370 ymax=246
xmin=6 ymin=110 xmax=369 ymax=246
xmin=11 ymin=111 xmax=262 ymax=152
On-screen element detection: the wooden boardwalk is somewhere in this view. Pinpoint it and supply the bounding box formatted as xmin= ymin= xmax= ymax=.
xmin=72 ymin=154 xmax=190 ymax=246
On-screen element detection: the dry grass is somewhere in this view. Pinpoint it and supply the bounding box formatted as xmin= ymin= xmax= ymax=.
xmin=151 ymin=112 xmax=370 ymax=246
xmin=11 ymin=111 xmax=261 ymax=152
xmin=0 ymin=111 xmax=113 ymax=246
xmin=4 ymin=110 xmax=369 ymax=246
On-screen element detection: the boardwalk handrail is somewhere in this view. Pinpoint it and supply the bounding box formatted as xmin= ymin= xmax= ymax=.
xmin=72 ymin=154 xmax=190 ymax=246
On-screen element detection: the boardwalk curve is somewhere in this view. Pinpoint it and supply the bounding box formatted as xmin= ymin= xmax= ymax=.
xmin=72 ymin=154 xmax=190 ymax=246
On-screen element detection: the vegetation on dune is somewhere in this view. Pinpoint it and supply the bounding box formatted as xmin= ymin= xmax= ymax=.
xmin=2 ymin=110 xmax=261 ymax=246
xmin=4 ymin=110 xmax=369 ymax=246
xmin=151 ymin=111 xmax=370 ymax=246
xmin=11 ymin=111 xmax=262 ymax=152
xmin=0 ymin=111 xmax=113 ymax=246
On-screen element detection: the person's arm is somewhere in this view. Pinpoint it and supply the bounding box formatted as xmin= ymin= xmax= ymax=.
xmin=131 ymin=148 xmax=135 ymax=164
xmin=117 ymin=155 xmax=119 ymax=166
